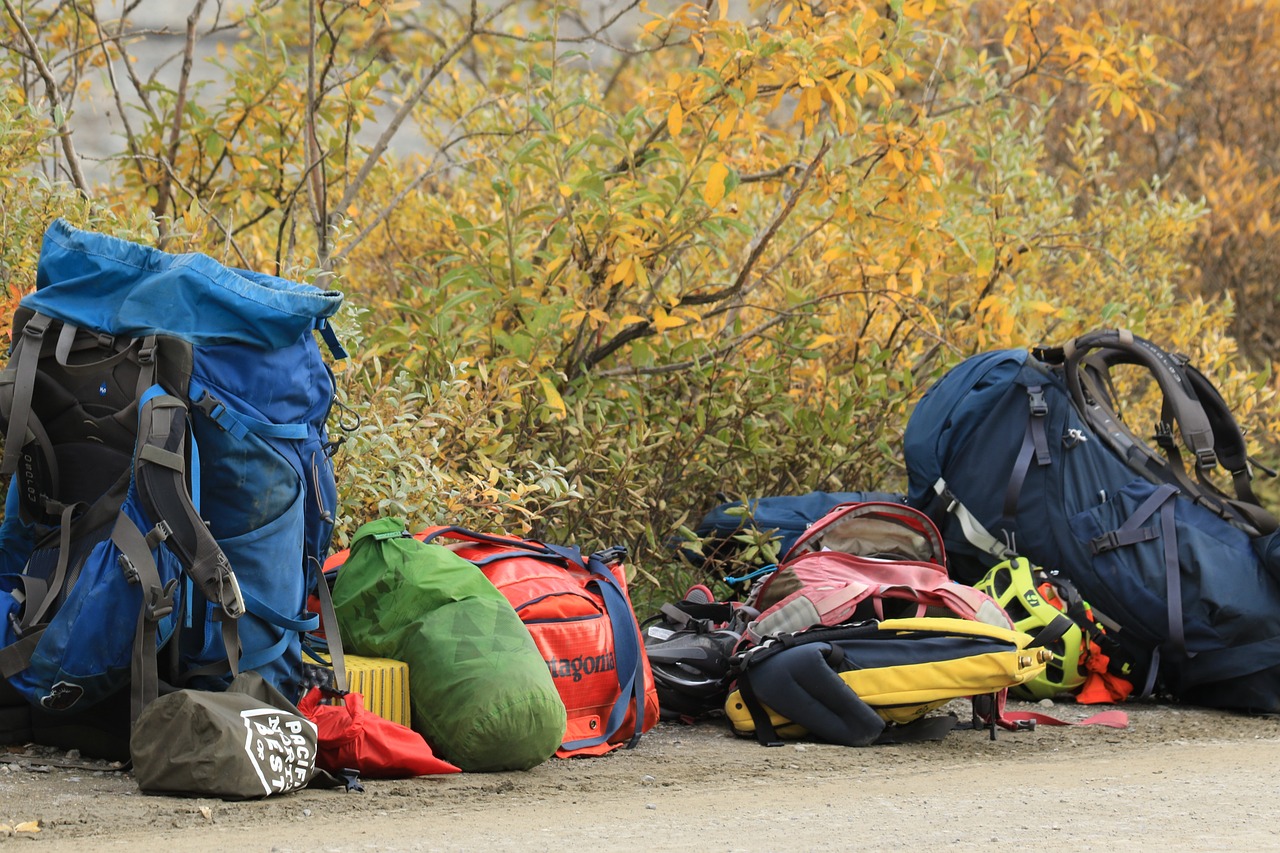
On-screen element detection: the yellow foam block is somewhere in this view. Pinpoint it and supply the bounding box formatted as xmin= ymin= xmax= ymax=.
xmin=333 ymin=655 xmax=411 ymax=727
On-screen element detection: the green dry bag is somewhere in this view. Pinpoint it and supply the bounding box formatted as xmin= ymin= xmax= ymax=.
xmin=332 ymin=517 xmax=565 ymax=771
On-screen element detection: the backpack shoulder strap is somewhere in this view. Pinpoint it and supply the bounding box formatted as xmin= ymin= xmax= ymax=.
xmin=134 ymin=386 xmax=245 ymax=624
xmin=1061 ymin=329 xmax=1277 ymax=534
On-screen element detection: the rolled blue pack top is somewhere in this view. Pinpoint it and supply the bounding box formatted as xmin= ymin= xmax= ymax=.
xmin=0 ymin=219 xmax=346 ymax=723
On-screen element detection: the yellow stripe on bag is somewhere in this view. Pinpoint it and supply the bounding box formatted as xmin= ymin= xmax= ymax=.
xmin=725 ymin=618 xmax=1049 ymax=737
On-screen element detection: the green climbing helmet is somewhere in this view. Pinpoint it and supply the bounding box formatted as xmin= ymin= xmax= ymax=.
xmin=975 ymin=557 xmax=1086 ymax=700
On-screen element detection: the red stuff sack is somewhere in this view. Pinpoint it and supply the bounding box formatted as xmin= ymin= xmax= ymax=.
xmin=418 ymin=527 xmax=659 ymax=757
xmin=298 ymin=688 xmax=460 ymax=778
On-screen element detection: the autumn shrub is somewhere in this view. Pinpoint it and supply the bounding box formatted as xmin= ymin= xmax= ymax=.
xmin=2 ymin=0 xmax=1277 ymax=606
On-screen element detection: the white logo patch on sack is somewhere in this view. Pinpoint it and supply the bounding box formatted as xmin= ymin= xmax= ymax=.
xmin=241 ymin=709 xmax=319 ymax=795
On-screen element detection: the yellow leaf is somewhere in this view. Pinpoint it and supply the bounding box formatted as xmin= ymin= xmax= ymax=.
xmin=668 ymin=100 xmax=684 ymax=136
xmin=718 ymin=0 xmax=729 ymax=19
xmin=1003 ymin=25 xmax=1017 ymax=47
xmin=809 ymin=334 xmax=837 ymax=349
xmin=619 ymin=314 xmax=648 ymax=326
xmin=867 ymin=69 xmax=896 ymax=94
xmin=588 ymin=309 xmax=611 ymax=323
xmin=562 ymin=310 xmax=587 ymax=325
xmin=1028 ymin=300 xmax=1056 ymax=314
xmin=855 ymin=73 xmax=869 ymax=98
xmin=538 ymin=374 xmax=567 ymax=418
xmin=653 ymin=307 xmax=686 ymax=332
xmin=558 ymin=184 xmax=573 ymax=198
xmin=611 ymin=256 xmax=634 ymax=285
xmin=704 ymin=161 xmax=730 ymax=207
xmin=715 ymin=108 xmax=738 ymax=138
xmin=777 ymin=3 xmax=793 ymax=26
xmin=887 ymin=149 xmax=906 ymax=172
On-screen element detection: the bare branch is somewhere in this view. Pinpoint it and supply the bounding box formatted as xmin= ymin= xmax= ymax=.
xmin=680 ymin=136 xmax=832 ymax=307
xmin=155 ymin=0 xmax=211 ymax=228
xmin=334 ymin=0 xmax=520 ymax=219
xmin=2 ymin=0 xmax=90 ymax=196
xmin=306 ymin=0 xmax=328 ymax=264
xmin=85 ymin=6 xmax=148 ymax=187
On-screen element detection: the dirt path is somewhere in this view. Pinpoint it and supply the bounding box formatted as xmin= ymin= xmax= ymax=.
xmin=2 ymin=700 xmax=1278 ymax=851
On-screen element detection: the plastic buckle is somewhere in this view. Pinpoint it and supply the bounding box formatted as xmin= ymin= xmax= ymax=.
xmin=1028 ymin=387 xmax=1048 ymax=417
xmin=1090 ymin=531 xmax=1121 ymax=554
xmin=194 ymin=392 xmax=228 ymax=428
xmin=145 ymin=519 xmax=173 ymax=549
xmin=1196 ymin=448 xmax=1218 ymax=471
xmin=144 ymin=580 xmax=177 ymax=621
xmin=940 ymin=486 xmax=959 ymax=513
xmin=137 ymin=339 xmax=157 ymax=364
xmin=96 ymin=332 xmax=116 ymax=349
xmin=117 ymin=553 xmax=140 ymax=585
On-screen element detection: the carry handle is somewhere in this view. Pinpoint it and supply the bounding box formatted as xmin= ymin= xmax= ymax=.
xmin=418 ymin=525 xmax=589 ymax=570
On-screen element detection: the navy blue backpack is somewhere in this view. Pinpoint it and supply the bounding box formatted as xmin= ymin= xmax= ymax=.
xmin=903 ymin=329 xmax=1280 ymax=712
xmin=687 ymin=491 xmax=906 ymax=582
xmin=0 ymin=219 xmax=346 ymax=721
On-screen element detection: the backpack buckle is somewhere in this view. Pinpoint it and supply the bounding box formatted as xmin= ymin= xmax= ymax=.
xmin=1196 ymin=448 xmax=1218 ymax=470
xmin=137 ymin=337 xmax=157 ymax=364
xmin=117 ymin=553 xmax=140 ymax=585
xmin=1153 ymin=422 xmax=1176 ymax=451
xmin=1089 ymin=531 xmax=1121 ymax=554
xmin=1027 ymin=387 xmax=1048 ymax=417
xmin=145 ymin=519 xmax=172 ymax=550
xmin=144 ymin=579 xmax=178 ymax=621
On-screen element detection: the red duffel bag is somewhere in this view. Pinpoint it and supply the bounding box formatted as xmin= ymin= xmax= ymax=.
xmin=417 ymin=526 xmax=660 ymax=758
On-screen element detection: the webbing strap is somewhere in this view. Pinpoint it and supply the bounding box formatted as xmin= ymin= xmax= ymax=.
xmin=1003 ymin=386 xmax=1050 ymax=523
xmin=559 ymin=557 xmax=646 ymax=752
xmin=737 ymin=673 xmax=784 ymax=747
xmin=315 ymin=319 xmax=349 ymax=361
xmin=0 ymin=313 xmax=50 ymax=475
xmin=932 ymin=479 xmax=1016 ymax=561
xmin=1089 ymin=483 xmax=1185 ymax=688
xmin=17 ymin=503 xmax=78 ymax=632
xmin=134 ymin=388 xmax=245 ymax=622
xmin=0 ymin=630 xmax=42 ymax=679
xmin=310 ymin=555 xmax=348 ymax=694
xmin=419 ymin=526 xmax=589 ymax=570
xmin=111 ymin=511 xmax=177 ymax=722
xmin=1159 ymin=497 xmax=1183 ymax=655
xmin=189 ymin=379 xmax=308 ymax=441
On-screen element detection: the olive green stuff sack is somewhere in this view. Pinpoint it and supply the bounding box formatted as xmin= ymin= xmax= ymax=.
xmin=131 ymin=672 xmax=324 ymax=799
xmin=332 ymin=518 xmax=565 ymax=771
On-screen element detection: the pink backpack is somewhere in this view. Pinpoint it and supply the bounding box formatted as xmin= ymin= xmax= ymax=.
xmin=743 ymin=502 xmax=1012 ymax=646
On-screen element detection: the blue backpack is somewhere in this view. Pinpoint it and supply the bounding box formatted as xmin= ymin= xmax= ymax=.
xmin=0 ymin=219 xmax=346 ymax=720
xmin=687 ymin=491 xmax=906 ymax=584
xmin=903 ymin=329 xmax=1280 ymax=712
